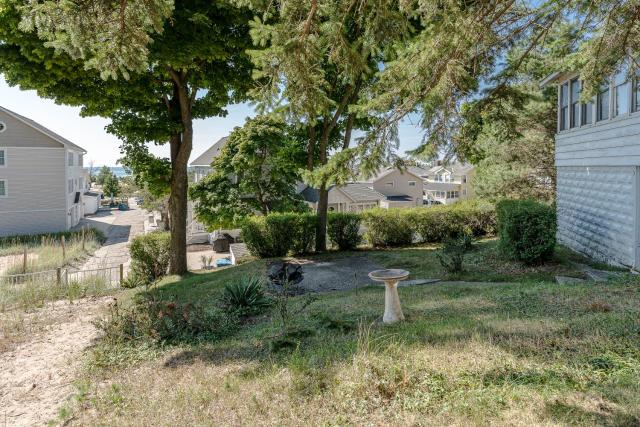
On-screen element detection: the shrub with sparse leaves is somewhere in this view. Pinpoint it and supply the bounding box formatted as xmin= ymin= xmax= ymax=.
xmin=129 ymin=232 xmax=171 ymax=284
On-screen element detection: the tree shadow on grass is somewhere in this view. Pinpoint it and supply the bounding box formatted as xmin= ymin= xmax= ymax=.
xmin=544 ymin=398 xmax=640 ymax=426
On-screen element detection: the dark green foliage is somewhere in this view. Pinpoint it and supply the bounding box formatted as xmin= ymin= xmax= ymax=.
xmin=289 ymin=213 xmax=318 ymax=255
xmin=362 ymin=201 xmax=495 ymax=248
xmin=361 ymin=208 xmax=414 ymax=247
xmin=408 ymin=200 xmax=496 ymax=243
xmin=241 ymin=213 xmax=317 ymax=258
xmin=436 ymin=233 xmax=474 ymax=273
xmin=496 ymin=199 xmax=556 ymax=264
xmin=129 ymin=232 xmax=171 ymax=284
xmin=221 ymin=276 xmax=271 ymax=316
xmin=327 ymin=212 xmax=361 ymax=250
xmin=95 ymin=297 xmax=239 ymax=344
xmin=0 ymin=228 xmax=106 ymax=247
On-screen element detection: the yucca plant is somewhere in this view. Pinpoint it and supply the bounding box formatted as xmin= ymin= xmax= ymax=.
xmin=221 ymin=276 xmax=271 ymax=316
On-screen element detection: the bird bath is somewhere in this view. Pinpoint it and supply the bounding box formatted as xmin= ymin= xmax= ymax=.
xmin=368 ymin=269 xmax=410 ymax=324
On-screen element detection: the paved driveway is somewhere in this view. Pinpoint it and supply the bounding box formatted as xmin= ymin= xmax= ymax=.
xmin=74 ymin=201 xmax=146 ymax=271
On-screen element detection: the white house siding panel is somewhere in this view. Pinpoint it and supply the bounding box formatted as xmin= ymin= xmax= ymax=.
xmin=556 ymin=114 xmax=640 ymax=167
xmin=0 ymin=111 xmax=65 ymax=149
xmin=0 ymin=147 xmax=67 ymax=236
xmin=556 ymin=166 xmax=636 ymax=266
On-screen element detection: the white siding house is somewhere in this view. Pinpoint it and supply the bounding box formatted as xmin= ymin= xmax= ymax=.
xmin=187 ymin=136 xmax=229 ymax=243
xmin=412 ymin=163 xmax=476 ymax=205
xmin=0 ymin=106 xmax=87 ymax=237
xmin=542 ymin=67 xmax=640 ymax=268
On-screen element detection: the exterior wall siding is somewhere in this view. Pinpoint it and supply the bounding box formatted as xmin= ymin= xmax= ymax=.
xmin=0 ymin=147 xmax=67 ymax=237
xmin=556 ymin=166 xmax=636 ymax=266
xmin=0 ymin=111 xmax=64 ymax=148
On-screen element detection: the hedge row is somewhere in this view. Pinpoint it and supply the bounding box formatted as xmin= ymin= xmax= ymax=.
xmin=240 ymin=200 xmax=496 ymax=257
xmin=362 ymin=200 xmax=496 ymax=247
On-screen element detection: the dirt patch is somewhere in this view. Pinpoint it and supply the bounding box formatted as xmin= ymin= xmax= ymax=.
xmin=0 ymin=296 xmax=113 ymax=426
xmin=290 ymin=255 xmax=384 ymax=293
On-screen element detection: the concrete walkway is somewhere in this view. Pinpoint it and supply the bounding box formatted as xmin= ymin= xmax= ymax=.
xmin=74 ymin=200 xmax=146 ymax=271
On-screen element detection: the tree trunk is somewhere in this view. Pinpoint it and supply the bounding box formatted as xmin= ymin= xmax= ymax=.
xmin=167 ymin=71 xmax=194 ymax=275
xmin=316 ymin=185 xmax=328 ymax=251
xmin=168 ymin=133 xmax=190 ymax=275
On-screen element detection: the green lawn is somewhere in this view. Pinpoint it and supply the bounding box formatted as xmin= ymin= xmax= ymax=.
xmin=63 ymin=246 xmax=640 ymax=426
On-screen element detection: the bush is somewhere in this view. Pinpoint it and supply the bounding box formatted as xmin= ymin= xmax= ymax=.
xmin=408 ymin=200 xmax=496 ymax=243
xmin=221 ymin=276 xmax=271 ymax=316
xmin=362 ymin=208 xmax=414 ymax=247
xmin=437 ymin=233 xmax=473 ymax=273
xmin=129 ymin=232 xmax=171 ymax=284
xmin=328 ymin=212 xmax=361 ymax=250
xmin=241 ymin=212 xmax=317 ymax=258
xmin=289 ymin=213 xmax=318 ymax=255
xmin=96 ymin=297 xmax=239 ymax=344
xmin=496 ymin=199 xmax=556 ymax=264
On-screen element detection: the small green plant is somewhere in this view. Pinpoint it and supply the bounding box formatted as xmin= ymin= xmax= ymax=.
xmin=327 ymin=212 xmax=361 ymax=250
xmin=120 ymin=273 xmax=145 ymax=289
xmin=129 ymin=232 xmax=171 ymax=284
xmin=436 ymin=233 xmax=473 ymax=273
xmin=220 ymin=276 xmax=271 ymax=316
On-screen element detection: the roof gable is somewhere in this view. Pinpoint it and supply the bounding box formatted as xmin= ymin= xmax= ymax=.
xmin=0 ymin=106 xmax=86 ymax=152
xmin=190 ymin=136 xmax=229 ymax=166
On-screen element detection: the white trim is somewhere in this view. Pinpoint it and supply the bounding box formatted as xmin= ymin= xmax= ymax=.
xmin=0 ymin=179 xmax=7 ymax=198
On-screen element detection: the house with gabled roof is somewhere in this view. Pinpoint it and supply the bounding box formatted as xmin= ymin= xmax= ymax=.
xmin=301 ymin=167 xmax=424 ymax=212
xmin=186 ymin=136 xmax=230 ymax=243
xmin=411 ymin=163 xmax=475 ymax=205
xmin=0 ymin=106 xmax=87 ymax=236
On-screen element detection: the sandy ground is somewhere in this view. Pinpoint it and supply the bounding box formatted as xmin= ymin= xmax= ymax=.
xmin=0 ymin=296 xmax=113 ymax=427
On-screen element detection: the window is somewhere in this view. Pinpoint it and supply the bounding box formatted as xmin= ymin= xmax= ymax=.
xmin=613 ymin=71 xmax=629 ymax=117
xmin=559 ymin=82 xmax=569 ymax=130
xmin=570 ymin=78 xmax=580 ymax=128
xmin=408 ymin=181 xmax=416 ymax=187
xmin=385 ymin=182 xmax=394 ymax=187
xmin=68 ymin=179 xmax=73 ymax=194
xmin=0 ymin=179 xmax=6 ymax=197
xmin=0 ymin=149 xmax=5 ymax=167
xmin=581 ymin=81 xmax=594 ymax=125
xmin=462 ymin=175 xmax=467 ymax=183
xmin=597 ymin=83 xmax=610 ymax=121
xmin=78 ymin=154 xmax=83 ymax=167
xmin=0 ymin=121 xmax=6 ymax=133
xmin=68 ymin=152 xmax=74 ymax=166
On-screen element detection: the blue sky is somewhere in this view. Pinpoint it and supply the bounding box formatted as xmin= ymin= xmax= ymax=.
xmin=1 ymin=76 xmax=426 ymax=166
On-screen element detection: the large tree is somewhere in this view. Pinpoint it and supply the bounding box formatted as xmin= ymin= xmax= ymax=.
xmin=189 ymin=115 xmax=308 ymax=229
xmin=2 ymin=0 xmax=254 ymax=273
xmin=246 ymin=0 xmax=411 ymax=251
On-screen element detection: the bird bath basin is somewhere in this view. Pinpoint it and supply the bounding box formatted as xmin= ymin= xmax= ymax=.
xmin=368 ymin=269 xmax=410 ymax=324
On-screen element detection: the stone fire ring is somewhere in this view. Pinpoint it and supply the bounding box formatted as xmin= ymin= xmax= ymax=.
xmin=368 ymin=269 xmax=410 ymax=324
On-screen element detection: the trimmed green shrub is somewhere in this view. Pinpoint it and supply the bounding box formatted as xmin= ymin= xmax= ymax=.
xmin=241 ymin=212 xmax=318 ymax=258
xmin=362 ymin=208 xmax=414 ymax=247
xmin=408 ymin=200 xmax=496 ymax=243
xmin=241 ymin=217 xmax=273 ymax=258
xmin=496 ymin=199 xmax=556 ymax=264
xmin=129 ymin=232 xmax=171 ymax=284
xmin=289 ymin=213 xmax=318 ymax=255
xmin=327 ymin=212 xmax=361 ymax=250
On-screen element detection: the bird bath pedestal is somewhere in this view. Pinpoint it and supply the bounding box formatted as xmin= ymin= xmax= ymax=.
xmin=368 ymin=269 xmax=410 ymax=324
